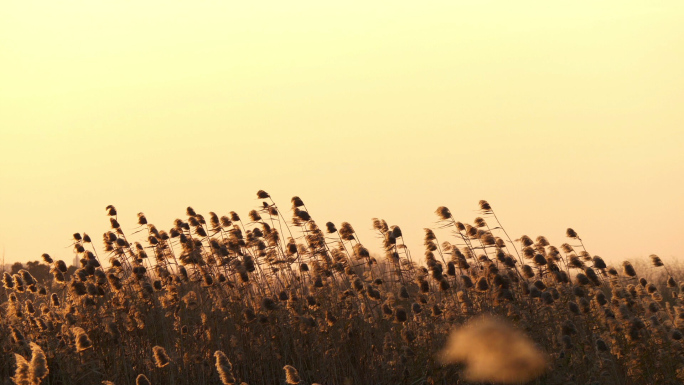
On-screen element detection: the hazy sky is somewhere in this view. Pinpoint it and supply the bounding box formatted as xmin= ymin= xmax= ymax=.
xmin=1 ymin=1 xmax=683 ymax=267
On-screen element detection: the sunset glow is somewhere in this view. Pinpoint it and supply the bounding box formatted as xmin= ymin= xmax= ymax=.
xmin=1 ymin=1 xmax=682 ymax=265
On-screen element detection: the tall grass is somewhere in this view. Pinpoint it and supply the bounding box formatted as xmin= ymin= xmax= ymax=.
xmin=1 ymin=192 xmax=682 ymax=385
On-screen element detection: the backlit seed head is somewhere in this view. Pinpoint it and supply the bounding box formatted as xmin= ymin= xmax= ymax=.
xmin=136 ymin=374 xmax=151 ymax=385
xmin=12 ymin=354 xmax=30 ymax=385
xmin=622 ymin=262 xmax=636 ymax=277
xmin=440 ymin=316 xmax=547 ymax=383
xmin=435 ymin=206 xmax=452 ymax=220
xmin=214 ymin=351 xmax=235 ymax=384
xmin=73 ymin=327 xmax=92 ymax=352
xmin=153 ymin=346 xmax=171 ymax=368
xmin=29 ymin=342 xmax=49 ymax=383
xmin=650 ymin=254 xmax=664 ymax=267
xmin=106 ymin=205 xmax=117 ymax=216
xmin=283 ymin=365 xmax=301 ymax=384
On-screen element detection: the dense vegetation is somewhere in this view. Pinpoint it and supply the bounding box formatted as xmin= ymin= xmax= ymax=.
xmin=1 ymin=192 xmax=682 ymax=385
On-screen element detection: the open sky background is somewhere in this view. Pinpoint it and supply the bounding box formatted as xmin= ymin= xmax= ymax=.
xmin=1 ymin=1 xmax=683 ymax=267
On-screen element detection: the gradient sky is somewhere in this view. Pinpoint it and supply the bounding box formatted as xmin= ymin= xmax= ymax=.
xmin=1 ymin=1 xmax=683 ymax=266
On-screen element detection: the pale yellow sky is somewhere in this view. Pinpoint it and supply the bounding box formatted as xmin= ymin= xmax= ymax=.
xmin=1 ymin=1 xmax=683 ymax=266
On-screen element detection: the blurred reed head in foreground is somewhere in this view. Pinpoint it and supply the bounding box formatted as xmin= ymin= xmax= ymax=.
xmin=439 ymin=315 xmax=548 ymax=384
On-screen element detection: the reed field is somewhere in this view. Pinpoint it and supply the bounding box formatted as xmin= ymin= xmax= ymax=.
xmin=1 ymin=192 xmax=683 ymax=385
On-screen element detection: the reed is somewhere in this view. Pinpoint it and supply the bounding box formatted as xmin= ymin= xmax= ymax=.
xmin=0 ymin=192 xmax=681 ymax=385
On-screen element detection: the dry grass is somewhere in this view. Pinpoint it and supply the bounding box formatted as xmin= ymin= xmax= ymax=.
xmin=1 ymin=193 xmax=683 ymax=385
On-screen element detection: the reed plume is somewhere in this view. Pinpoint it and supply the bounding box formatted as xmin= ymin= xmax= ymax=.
xmin=283 ymin=365 xmax=301 ymax=384
xmin=72 ymin=327 xmax=92 ymax=352
xmin=214 ymin=351 xmax=236 ymax=385
xmin=28 ymin=342 xmax=48 ymax=385
xmin=136 ymin=374 xmax=150 ymax=385
xmin=12 ymin=354 xmax=30 ymax=385
xmin=152 ymin=346 xmax=171 ymax=368
xmin=439 ymin=316 xmax=547 ymax=383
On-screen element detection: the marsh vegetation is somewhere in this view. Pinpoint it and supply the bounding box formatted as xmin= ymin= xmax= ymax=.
xmin=1 ymin=193 xmax=682 ymax=384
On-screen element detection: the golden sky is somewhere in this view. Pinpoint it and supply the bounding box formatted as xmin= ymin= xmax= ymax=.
xmin=1 ymin=1 xmax=683 ymax=266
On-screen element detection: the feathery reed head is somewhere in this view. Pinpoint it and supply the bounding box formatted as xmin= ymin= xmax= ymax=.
xmin=41 ymin=253 xmax=53 ymax=264
xmin=649 ymin=254 xmax=664 ymax=267
xmin=439 ymin=316 xmax=547 ymax=383
xmin=136 ymin=374 xmax=151 ymax=385
xmin=152 ymin=346 xmax=171 ymax=368
xmin=535 ymin=236 xmax=549 ymax=246
xmin=73 ymin=327 xmax=92 ymax=352
xmin=435 ymin=206 xmax=452 ymax=220
xmin=2 ymin=272 xmax=13 ymax=289
xmin=283 ymin=365 xmax=301 ymax=384
xmin=214 ymin=351 xmax=236 ymax=385
xmin=291 ymin=196 xmax=304 ymax=208
xmin=29 ymin=342 xmax=49 ymax=384
xmin=12 ymin=353 xmax=30 ymax=385
xmin=339 ymin=222 xmax=355 ymax=240
xmin=622 ymin=261 xmax=637 ymax=277
xmin=519 ymin=235 xmax=533 ymax=247
xmin=137 ymin=212 xmax=147 ymax=225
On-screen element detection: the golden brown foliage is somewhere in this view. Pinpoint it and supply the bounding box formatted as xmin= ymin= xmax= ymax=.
xmin=1 ymin=193 xmax=682 ymax=385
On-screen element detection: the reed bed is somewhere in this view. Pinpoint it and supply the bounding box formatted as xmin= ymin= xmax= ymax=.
xmin=1 ymin=192 xmax=682 ymax=385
